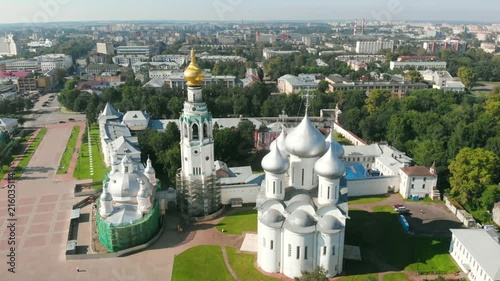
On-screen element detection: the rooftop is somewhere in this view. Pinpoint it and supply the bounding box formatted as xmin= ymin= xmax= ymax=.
xmin=451 ymin=229 xmax=500 ymax=280
xmin=400 ymin=166 xmax=435 ymax=177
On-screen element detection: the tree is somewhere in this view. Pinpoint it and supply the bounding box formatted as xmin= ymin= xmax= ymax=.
xmin=317 ymin=80 xmax=329 ymax=93
xmin=457 ymin=66 xmax=478 ymax=89
xmin=480 ymin=185 xmax=500 ymax=211
xmin=404 ymin=70 xmax=423 ymax=83
xmin=294 ymin=266 xmax=328 ymax=281
xmin=449 ymin=147 xmax=500 ymax=207
xmin=364 ymin=90 xmax=391 ymax=115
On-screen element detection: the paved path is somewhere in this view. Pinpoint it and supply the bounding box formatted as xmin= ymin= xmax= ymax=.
xmin=221 ymin=246 xmax=241 ymax=281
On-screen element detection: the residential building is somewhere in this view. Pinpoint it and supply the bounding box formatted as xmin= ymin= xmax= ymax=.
xmin=37 ymin=54 xmax=73 ymax=72
xmin=86 ymin=64 xmax=121 ymax=76
xmin=355 ymin=40 xmax=394 ymax=54
xmin=116 ymin=45 xmax=151 ymax=56
xmin=0 ymin=34 xmax=17 ymax=57
xmin=263 ymin=49 xmax=300 ymax=59
xmin=390 ymin=61 xmax=447 ymax=70
xmin=132 ymin=62 xmax=180 ymax=73
xmin=480 ymin=43 xmax=496 ymax=54
xmin=347 ymin=60 xmax=368 ymax=71
xmin=112 ymin=55 xmax=149 ymax=66
xmin=6 ymin=59 xmax=39 ymax=72
xmin=423 ymin=40 xmax=468 ymax=53
xmin=144 ymin=73 xmax=240 ymax=89
xmin=420 ymin=70 xmax=454 ymax=85
xmin=198 ymin=55 xmax=246 ymax=63
xmin=27 ymin=39 xmax=53 ymax=49
xmin=97 ymin=42 xmax=115 ymax=55
xmin=336 ymin=55 xmax=385 ymax=63
xmin=397 ymin=56 xmax=439 ymax=62
xmin=256 ymin=32 xmax=277 ymax=43
xmin=277 ymin=74 xmax=320 ymax=94
xmin=0 ymin=118 xmax=18 ymax=134
xmin=449 ymin=228 xmax=500 ymax=281
xmin=151 ymin=55 xmax=189 ymax=65
xmin=325 ymin=76 xmax=428 ymax=98
xmin=0 ymin=71 xmax=30 ymax=84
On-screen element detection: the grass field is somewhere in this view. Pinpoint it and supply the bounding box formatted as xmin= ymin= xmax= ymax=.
xmin=73 ymin=124 xmax=108 ymax=181
xmin=349 ymin=195 xmax=389 ymax=205
xmin=226 ymin=247 xmax=280 ymax=281
xmin=345 ymin=206 xmax=458 ymax=276
xmin=216 ymin=209 xmax=257 ymax=235
xmin=56 ymin=126 xmax=80 ymax=174
xmin=14 ymin=128 xmax=47 ymax=179
xmin=383 ymin=272 xmax=409 ymax=281
xmin=172 ymin=246 xmax=233 ymax=281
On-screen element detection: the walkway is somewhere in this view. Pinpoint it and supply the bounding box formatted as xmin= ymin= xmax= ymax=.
xmin=221 ymin=246 xmax=241 ymax=281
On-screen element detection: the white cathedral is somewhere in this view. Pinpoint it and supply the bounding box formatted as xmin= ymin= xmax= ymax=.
xmin=256 ymin=116 xmax=349 ymax=278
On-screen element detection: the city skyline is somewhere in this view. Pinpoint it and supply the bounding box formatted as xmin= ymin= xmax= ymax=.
xmin=0 ymin=0 xmax=499 ymax=25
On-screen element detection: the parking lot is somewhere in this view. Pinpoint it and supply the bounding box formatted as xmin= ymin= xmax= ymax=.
xmin=351 ymin=194 xmax=463 ymax=236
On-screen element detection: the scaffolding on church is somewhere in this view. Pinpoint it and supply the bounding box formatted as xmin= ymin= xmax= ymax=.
xmin=176 ymin=169 xmax=221 ymax=217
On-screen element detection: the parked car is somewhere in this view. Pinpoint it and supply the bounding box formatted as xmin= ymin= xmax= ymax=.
xmin=68 ymin=118 xmax=75 ymax=121
xmin=396 ymin=206 xmax=410 ymax=214
xmin=59 ymin=121 xmax=66 ymax=123
xmin=393 ymin=204 xmax=403 ymax=210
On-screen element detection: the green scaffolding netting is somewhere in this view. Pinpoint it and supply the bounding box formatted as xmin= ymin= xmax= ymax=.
xmin=96 ymin=201 xmax=160 ymax=252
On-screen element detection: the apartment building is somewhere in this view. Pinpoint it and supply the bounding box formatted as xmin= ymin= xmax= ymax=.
xmin=355 ymin=40 xmax=394 ymax=54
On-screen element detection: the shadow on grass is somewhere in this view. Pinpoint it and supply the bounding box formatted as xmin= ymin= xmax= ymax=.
xmin=345 ymin=209 xmax=457 ymax=275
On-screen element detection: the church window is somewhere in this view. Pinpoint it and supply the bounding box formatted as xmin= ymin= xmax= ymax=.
xmin=288 ymin=244 xmax=291 ymax=257
xmin=270 ymin=240 xmax=274 ymax=250
xmin=296 ymin=246 xmax=300 ymax=259
xmin=206 ymin=157 xmax=209 ymax=161
xmin=280 ymin=182 xmax=282 ymax=193
xmin=292 ymin=167 xmax=295 ymax=184
xmin=423 ymin=177 xmax=427 ymax=182
xmin=422 ymin=184 xmax=426 ymax=190
xmin=411 ymin=184 xmax=414 ymax=189
xmin=335 ymin=186 xmax=337 ymax=199
xmin=332 ymin=245 xmax=336 ymax=256
xmin=412 ymin=177 xmax=415 ymax=182
xmin=273 ymin=182 xmax=276 ymax=194
xmin=192 ymin=124 xmax=199 ymax=140
xmin=193 ymin=168 xmax=195 ymax=175
xmin=184 ymin=123 xmax=188 ymax=138
xmin=301 ymin=169 xmax=304 ymax=185
xmin=124 ymin=166 xmax=129 ymax=173
xmin=203 ymin=123 xmax=208 ymax=139
xmin=304 ymin=246 xmax=308 ymax=260
xmin=323 ymin=246 xmax=327 ymax=255
xmin=327 ymin=187 xmax=330 ymax=200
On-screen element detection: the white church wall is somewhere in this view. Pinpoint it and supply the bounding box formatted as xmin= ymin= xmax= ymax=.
xmin=220 ymin=184 xmax=260 ymax=205
xmin=346 ymin=176 xmax=398 ymax=197
xmin=289 ymin=156 xmax=319 ymax=190
xmin=257 ymin=222 xmax=282 ymax=273
xmin=333 ymin=122 xmax=367 ymax=146
xmin=317 ymin=232 xmax=342 ymax=277
xmin=282 ymin=230 xmax=315 ymax=278
xmin=264 ymin=173 xmax=285 ymax=200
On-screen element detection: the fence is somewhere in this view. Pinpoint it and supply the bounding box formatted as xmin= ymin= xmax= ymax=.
xmin=443 ymin=196 xmax=477 ymax=228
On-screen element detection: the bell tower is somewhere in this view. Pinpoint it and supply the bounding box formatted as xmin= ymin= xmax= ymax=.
xmin=177 ymin=50 xmax=220 ymax=217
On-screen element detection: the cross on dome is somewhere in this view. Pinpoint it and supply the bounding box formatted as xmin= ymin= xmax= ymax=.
xmin=301 ymin=91 xmax=316 ymax=116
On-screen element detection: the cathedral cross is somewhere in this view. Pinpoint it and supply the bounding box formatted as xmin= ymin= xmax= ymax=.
xmin=301 ymin=91 xmax=316 ymax=116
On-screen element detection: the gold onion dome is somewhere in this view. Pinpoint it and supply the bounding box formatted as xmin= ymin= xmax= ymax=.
xmin=184 ymin=49 xmax=205 ymax=87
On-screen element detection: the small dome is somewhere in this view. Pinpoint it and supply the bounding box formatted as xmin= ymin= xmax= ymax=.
xmin=260 ymin=209 xmax=285 ymax=225
xmin=325 ymin=133 xmax=344 ymax=158
xmin=317 ymin=215 xmax=343 ymax=231
xmin=261 ymin=142 xmax=289 ymax=174
xmin=286 ymin=209 xmax=315 ymax=228
xmin=107 ymin=170 xmax=154 ymax=201
xmin=285 ymin=116 xmax=326 ymax=158
xmin=314 ymin=140 xmax=346 ymax=179
xmin=144 ymin=157 xmax=155 ymax=174
xmin=276 ymin=128 xmax=289 ymax=157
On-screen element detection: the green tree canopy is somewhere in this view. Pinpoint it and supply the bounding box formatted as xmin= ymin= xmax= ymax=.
xmin=457 ymin=66 xmax=478 ymax=89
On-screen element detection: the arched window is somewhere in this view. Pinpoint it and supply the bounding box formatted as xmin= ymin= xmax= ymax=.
xmin=192 ymin=124 xmax=199 ymax=140
xmin=203 ymin=123 xmax=209 ymax=139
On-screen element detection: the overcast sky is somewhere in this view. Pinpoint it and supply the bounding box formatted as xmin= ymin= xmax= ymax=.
xmin=1 ymin=0 xmax=499 ymax=24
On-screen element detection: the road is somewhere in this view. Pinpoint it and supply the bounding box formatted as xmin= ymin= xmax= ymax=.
xmin=24 ymin=93 xmax=86 ymax=127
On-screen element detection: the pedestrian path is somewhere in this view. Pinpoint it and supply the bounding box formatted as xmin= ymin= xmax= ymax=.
xmin=221 ymin=246 xmax=241 ymax=281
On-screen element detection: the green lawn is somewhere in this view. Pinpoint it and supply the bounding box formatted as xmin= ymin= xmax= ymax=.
xmin=226 ymin=247 xmax=280 ymax=281
xmin=216 ymin=209 xmax=257 ymax=235
xmin=349 ymin=195 xmax=389 ymax=205
xmin=338 ymin=273 xmax=379 ymax=281
xmin=73 ymin=124 xmax=108 ymax=181
xmin=383 ymin=273 xmax=409 ymax=281
xmin=345 ymin=206 xmax=458 ymax=275
xmin=56 ymin=126 xmax=80 ymax=174
xmin=14 ymin=128 xmax=47 ymax=179
xmin=404 ymin=197 xmax=440 ymax=203
xmin=172 ymin=246 xmax=233 ymax=281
